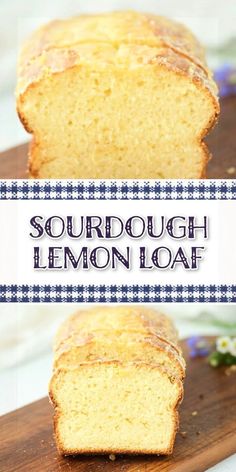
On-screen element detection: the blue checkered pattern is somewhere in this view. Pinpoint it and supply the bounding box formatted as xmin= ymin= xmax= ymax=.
xmin=0 ymin=180 xmax=235 ymax=200
xmin=0 ymin=285 xmax=235 ymax=302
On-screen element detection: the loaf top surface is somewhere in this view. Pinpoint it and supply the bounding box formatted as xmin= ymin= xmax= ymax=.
xmin=53 ymin=307 xmax=186 ymax=379
xmin=55 ymin=306 xmax=177 ymax=345
xmin=17 ymin=10 xmax=218 ymax=105
xmin=19 ymin=11 xmax=205 ymax=68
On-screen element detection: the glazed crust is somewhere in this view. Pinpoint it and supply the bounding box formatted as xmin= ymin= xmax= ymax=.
xmin=18 ymin=11 xmax=205 ymax=64
xmin=17 ymin=11 xmax=218 ymax=101
xmin=53 ymin=306 xmax=186 ymax=378
xmin=54 ymin=307 xmax=180 ymax=349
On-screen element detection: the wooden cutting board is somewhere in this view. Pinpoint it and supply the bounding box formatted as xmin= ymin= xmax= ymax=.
xmin=0 ymin=338 xmax=236 ymax=472
xmin=0 ymin=96 xmax=236 ymax=179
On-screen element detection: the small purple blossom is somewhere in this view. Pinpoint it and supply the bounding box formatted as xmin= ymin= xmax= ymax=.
xmin=187 ymin=336 xmax=210 ymax=358
xmin=214 ymin=64 xmax=236 ymax=97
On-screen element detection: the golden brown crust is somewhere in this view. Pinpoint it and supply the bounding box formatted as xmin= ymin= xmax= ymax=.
xmin=18 ymin=49 xmax=219 ymax=180
xmin=54 ymin=307 xmax=182 ymax=357
xmin=49 ymin=308 xmax=185 ymax=455
xmin=53 ymin=307 xmax=186 ymax=379
xmin=53 ymin=336 xmax=186 ymax=379
xmin=49 ymin=361 xmax=184 ymax=456
xmin=17 ymin=11 xmax=218 ymax=104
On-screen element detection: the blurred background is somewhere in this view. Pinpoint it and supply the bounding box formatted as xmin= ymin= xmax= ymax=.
xmin=0 ymin=0 xmax=236 ymax=152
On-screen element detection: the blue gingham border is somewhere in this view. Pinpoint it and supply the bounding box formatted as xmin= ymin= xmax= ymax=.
xmin=0 ymin=285 xmax=235 ymax=303
xmin=0 ymin=180 xmax=235 ymax=200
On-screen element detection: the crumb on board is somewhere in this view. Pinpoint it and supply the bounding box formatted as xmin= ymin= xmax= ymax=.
xmin=180 ymin=431 xmax=187 ymax=438
xmin=225 ymin=365 xmax=236 ymax=376
xmin=192 ymin=410 xmax=198 ymax=416
xmin=196 ymin=431 xmax=201 ymax=435
xmin=199 ymin=393 xmax=204 ymax=400
xmin=109 ymin=454 xmax=116 ymax=461
xmin=227 ymin=166 xmax=236 ymax=175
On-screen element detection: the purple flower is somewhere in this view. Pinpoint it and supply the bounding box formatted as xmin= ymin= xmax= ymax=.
xmin=187 ymin=336 xmax=210 ymax=358
xmin=214 ymin=64 xmax=236 ymax=97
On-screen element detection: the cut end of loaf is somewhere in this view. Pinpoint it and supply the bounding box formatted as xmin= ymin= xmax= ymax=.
xmin=53 ymin=306 xmax=186 ymax=380
xmin=16 ymin=11 xmax=219 ymax=179
xmin=49 ymin=306 xmax=185 ymax=456
xmin=50 ymin=362 xmax=183 ymax=455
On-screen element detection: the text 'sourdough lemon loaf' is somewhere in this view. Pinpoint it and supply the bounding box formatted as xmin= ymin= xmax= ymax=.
xmin=16 ymin=11 xmax=219 ymax=179
xmin=49 ymin=306 xmax=185 ymax=455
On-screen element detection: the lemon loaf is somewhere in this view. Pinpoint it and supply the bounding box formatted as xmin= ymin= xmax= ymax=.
xmin=49 ymin=306 xmax=185 ymax=455
xmin=17 ymin=11 xmax=219 ymax=179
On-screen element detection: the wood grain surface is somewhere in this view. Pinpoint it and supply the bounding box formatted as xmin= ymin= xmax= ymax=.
xmin=0 ymin=338 xmax=236 ymax=472
xmin=0 ymin=96 xmax=235 ymax=179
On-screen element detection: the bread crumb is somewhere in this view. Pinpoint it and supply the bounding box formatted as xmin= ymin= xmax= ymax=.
xmin=109 ymin=454 xmax=116 ymax=461
xmin=199 ymin=393 xmax=204 ymax=400
xmin=192 ymin=411 xmax=198 ymax=416
xmin=227 ymin=166 xmax=236 ymax=175
xmin=196 ymin=431 xmax=201 ymax=435
xmin=180 ymin=431 xmax=187 ymax=438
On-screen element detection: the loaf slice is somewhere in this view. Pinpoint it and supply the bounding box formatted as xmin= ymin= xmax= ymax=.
xmin=53 ymin=331 xmax=185 ymax=379
xmin=50 ymin=362 xmax=183 ymax=455
xmin=49 ymin=306 xmax=185 ymax=455
xmin=17 ymin=11 xmax=219 ymax=179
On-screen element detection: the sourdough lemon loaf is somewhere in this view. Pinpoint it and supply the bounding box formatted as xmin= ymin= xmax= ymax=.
xmin=49 ymin=306 xmax=185 ymax=455
xmin=17 ymin=11 xmax=219 ymax=179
